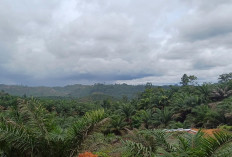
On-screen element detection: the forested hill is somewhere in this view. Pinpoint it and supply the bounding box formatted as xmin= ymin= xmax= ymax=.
xmin=0 ymin=83 xmax=145 ymax=99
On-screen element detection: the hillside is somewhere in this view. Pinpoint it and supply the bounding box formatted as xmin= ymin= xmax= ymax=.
xmin=0 ymin=83 xmax=145 ymax=99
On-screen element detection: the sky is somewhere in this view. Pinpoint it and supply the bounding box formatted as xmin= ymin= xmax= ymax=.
xmin=0 ymin=0 xmax=232 ymax=86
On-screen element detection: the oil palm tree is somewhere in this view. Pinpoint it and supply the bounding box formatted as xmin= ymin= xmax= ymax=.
xmin=163 ymin=130 xmax=232 ymax=157
xmin=0 ymin=98 xmax=107 ymax=157
xmin=123 ymin=129 xmax=232 ymax=157
xmin=154 ymin=107 xmax=174 ymax=128
xmin=122 ymin=129 xmax=174 ymax=157
xmin=210 ymin=86 xmax=232 ymax=101
xmin=118 ymin=103 xmax=136 ymax=126
xmin=197 ymin=83 xmax=212 ymax=102
xmin=137 ymin=109 xmax=155 ymax=129
xmin=106 ymin=115 xmax=127 ymax=135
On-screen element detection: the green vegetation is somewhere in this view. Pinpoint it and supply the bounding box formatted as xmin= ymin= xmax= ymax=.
xmin=1 ymin=73 xmax=232 ymax=156
xmin=0 ymin=83 xmax=145 ymax=99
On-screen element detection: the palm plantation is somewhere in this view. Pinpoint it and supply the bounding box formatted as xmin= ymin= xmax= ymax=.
xmin=0 ymin=73 xmax=232 ymax=156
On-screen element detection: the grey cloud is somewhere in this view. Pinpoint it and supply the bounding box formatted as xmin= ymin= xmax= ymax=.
xmin=176 ymin=1 xmax=232 ymax=41
xmin=0 ymin=0 xmax=232 ymax=86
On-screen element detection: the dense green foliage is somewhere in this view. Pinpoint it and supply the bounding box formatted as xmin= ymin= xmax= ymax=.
xmin=1 ymin=73 xmax=232 ymax=156
xmin=0 ymin=97 xmax=107 ymax=156
xmin=0 ymin=83 xmax=145 ymax=99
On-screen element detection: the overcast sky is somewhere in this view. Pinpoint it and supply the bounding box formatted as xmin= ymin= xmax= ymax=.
xmin=0 ymin=0 xmax=232 ymax=86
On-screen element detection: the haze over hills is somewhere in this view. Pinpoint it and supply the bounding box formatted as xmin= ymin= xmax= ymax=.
xmin=0 ymin=84 xmax=145 ymax=99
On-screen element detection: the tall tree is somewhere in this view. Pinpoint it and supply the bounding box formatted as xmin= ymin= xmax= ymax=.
xmin=180 ymin=74 xmax=197 ymax=86
xmin=218 ymin=72 xmax=232 ymax=83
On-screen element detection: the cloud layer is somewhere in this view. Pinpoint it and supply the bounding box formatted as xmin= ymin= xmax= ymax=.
xmin=0 ymin=0 xmax=231 ymax=86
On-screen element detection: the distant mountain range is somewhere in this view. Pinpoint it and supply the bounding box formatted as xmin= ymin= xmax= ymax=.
xmin=0 ymin=84 xmax=146 ymax=99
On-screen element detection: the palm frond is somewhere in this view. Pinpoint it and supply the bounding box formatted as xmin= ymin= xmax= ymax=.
xmin=140 ymin=129 xmax=175 ymax=152
xmin=18 ymin=98 xmax=49 ymax=136
xmin=0 ymin=116 xmax=35 ymax=154
xmin=200 ymin=131 xmax=232 ymax=157
xmin=66 ymin=109 xmax=107 ymax=156
xmin=122 ymin=140 xmax=154 ymax=157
